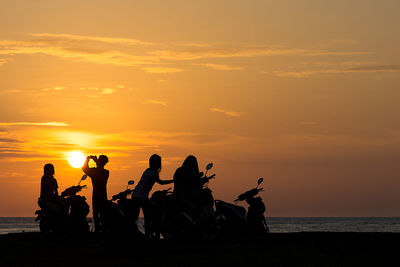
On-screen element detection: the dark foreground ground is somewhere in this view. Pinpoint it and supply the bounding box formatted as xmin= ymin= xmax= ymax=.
xmin=0 ymin=232 xmax=399 ymax=266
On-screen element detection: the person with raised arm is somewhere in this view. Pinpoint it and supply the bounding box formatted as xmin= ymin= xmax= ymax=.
xmin=82 ymin=155 xmax=109 ymax=232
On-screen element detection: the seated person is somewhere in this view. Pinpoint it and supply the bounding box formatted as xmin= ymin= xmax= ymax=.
xmin=39 ymin=163 xmax=66 ymax=213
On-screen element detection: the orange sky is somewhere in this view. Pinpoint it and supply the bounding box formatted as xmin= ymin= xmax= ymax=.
xmin=1 ymin=0 xmax=400 ymax=216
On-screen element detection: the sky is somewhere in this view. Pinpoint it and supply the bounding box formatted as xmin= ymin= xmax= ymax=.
xmin=0 ymin=0 xmax=400 ymax=217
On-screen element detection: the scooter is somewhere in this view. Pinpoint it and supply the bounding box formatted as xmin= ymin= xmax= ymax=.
xmin=110 ymin=180 xmax=142 ymax=234
xmin=215 ymin=178 xmax=269 ymax=238
xmin=150 ymin=163 xmax=216 ymax=239
xmin=102 ymin=180 xmax=143 ymax=236
xmin=35 ymin=174 xmax=90 ymax=233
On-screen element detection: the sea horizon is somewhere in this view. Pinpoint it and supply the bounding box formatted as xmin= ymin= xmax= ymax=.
xmin=1 ymin=217 xmax=400 ymax=235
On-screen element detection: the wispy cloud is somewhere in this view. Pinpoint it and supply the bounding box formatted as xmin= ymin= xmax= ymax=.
xmin=0 ymin=40 xmax=158 ymax=66
xmin=194 ymin=63 xmax=243 ymax=71
xmin=210 ymin=107 xmax=242 ymax=117
xmin=142 ymin=99 xmax=167 ymax=106
xmin=272 ymin=65 xmax=400 ymax=78
xmin=0 ymin=122 xmax=70 ymax=127
xmin=149 ymin=46 xmax=311 ymax=60
xmin=29 ymin=33 xmax=155 ymax=46
xmin=149 ymin=45 xmax=369 ymax=61
xmin=330 ymin=38 xmax=359 ymax=45
xmin=0 ymin=58 xmax=8 ymax=67
xmin=101 ymin=88 xmax=115 ymax=95
xmin=0 ymin=137 xmax=21 ymax=143
xmin=0 ymin=33 xmax=371 ymax=74
xmin=141 ymin=67 xmax=184 ymax=73
xmin=42 ymin=86 xmax=64 ymax=92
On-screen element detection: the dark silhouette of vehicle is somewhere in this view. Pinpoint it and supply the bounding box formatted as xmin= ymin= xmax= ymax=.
xmin=101 ymin=180 xmax=143 ymax=237
xmin=215 ymin=178 xmax=269 ymax=238
xmin=35 ymin=174 xmax=90 ymax=233
xmin=148 ymin=163 xmax=216 ymax=239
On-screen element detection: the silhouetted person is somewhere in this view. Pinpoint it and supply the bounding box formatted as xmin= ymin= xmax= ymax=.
xmin=40 ymin=163 xmax=59 ymax=202
xmin=39 ymin=163 xmax=67 ymax=215
xmin=131 ymin=154 xmax=173 ymax=238
xmin=82 ymin=155 xmax=109 ymax=232
xmin=173 ymin=155 xmax=208 ymax=197
xmin=173 ymin=155 xmax=212 ymax=218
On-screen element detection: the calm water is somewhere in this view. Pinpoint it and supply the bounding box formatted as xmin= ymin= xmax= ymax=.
xmin=1 ymin=217 xmax=400 ymax=235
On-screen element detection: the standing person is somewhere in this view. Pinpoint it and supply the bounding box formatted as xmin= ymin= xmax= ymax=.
xmin=82 ymin=155 xmax=109 ymax=232
xmin=131 ymin=154 xmax=173 ymax=238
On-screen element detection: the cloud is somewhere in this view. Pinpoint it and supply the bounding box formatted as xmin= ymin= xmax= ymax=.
xmin=0 ymin=58 xmax=8 ymax=67
xmin=210 ymin=107 xmax=242 ymax=117
xmin=42 ymin=86 xmax=64 ymax=92
xmin=0 ymin=33 xmax=372 ymax=74
xmin=28 ymin=33 xmax=155 ymax=46
xmin=307 ymin=51 xmax=370 ymax=56
xmin=330 ymin=39 xmax=359 ymax=45
xmin=148 ymin=45 xmax=369 ymax=61
xmin=142 ymin=99 xmax=167 ymax=106
xmin=0 ymin=40 xmax=159 ymax=66
xmin=348 ymin=65 xmax=400 ymax=72
xmin=149 ymin=46 xmax=311 ymax=60
xmin=0 ymin=138 xmax=21 ymax=143
xmin=194 ymin=63 xmax=243 ymax=71
xmin=101 ymin=88 xmax=115 ymax=95
xmin=0 ymin=122 xmax=70 ymax=127
xmin=141 ymin=67 xmax=184 ymax=73
xmin=272 ymin=65 xmax=400 ymax=78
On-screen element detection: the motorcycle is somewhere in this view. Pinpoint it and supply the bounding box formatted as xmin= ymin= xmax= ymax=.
xmin=35 ymin=174 xmax=90 ymax=233
xmin=101 ymin=180 xmax=143 ymax=237
xmin=215 ymin=178 xmax=269 ymax=238
xmin=149 ymin=163 xmax=216 ymax=239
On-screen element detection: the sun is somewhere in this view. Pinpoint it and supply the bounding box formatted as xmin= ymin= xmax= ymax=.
xmin=67 ymin=151 xmax=86 ymax=168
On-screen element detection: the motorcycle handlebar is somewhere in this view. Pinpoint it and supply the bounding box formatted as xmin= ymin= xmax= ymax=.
xmin=111 ymin=189 xmax=133 ymax=201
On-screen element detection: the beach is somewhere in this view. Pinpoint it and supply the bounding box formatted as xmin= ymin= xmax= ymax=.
xmin=0 ymin=232 xmax=399 ymax=266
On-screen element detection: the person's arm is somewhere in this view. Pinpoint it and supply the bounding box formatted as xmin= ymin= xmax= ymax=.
xmin=82 ymin=156 xmax=96 ymax=177
xmin=200 ymin=174 xmax=216 ymax=185
xmin=156 ymin=178 xmax=174 ymax=185
xmin=54 ymin=179 xmax=59 ymax=196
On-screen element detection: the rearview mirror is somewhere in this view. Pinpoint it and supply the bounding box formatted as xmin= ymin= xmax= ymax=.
xmin=128 ymin=180 xmax=135 ymax=185
xmin=206 ymin=163 xmax=213 ymax=171
xmin=81 ymin=174 xmax=87 ymax=181
xmin=257 ymin=177 xmax=263 ymax=186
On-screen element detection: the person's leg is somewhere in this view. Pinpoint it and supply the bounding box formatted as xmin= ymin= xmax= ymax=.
xmin=92 ymin=199 xmax=100 ymax=232
xmin=142 ymin=199 xmax=152 ymax=238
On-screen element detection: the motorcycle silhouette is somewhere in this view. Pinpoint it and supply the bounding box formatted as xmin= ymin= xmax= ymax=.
xmin=101 ymin=180 xmax=143 ymax=237
xmin=215 ymin=178 xmax=269 ymax=238
xmin=148 ymin=163 xmax=216 ymax=239
xmin=35 ymin=174 xmax=90 ymax=233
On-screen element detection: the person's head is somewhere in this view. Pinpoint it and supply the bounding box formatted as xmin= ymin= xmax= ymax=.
xmin=182 ymin=155 xmax=199 ymax=174
xmin=44 ymin=163 xmax=55 ymax=176
xmin=97 ymin=155 xmax=109 ymax=168
xmin=149 ymin=154 xmax=162 ymax=172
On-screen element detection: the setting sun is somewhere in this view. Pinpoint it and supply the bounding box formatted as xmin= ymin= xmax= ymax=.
xmin=67 ymin=151 xmax=86 ymax=168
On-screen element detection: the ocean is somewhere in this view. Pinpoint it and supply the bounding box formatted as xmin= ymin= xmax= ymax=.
xmin=1 ymin=217 xmax=400 ymax=235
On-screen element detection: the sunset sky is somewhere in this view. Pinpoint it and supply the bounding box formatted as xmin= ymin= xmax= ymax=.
xmin=1 ymin=0 xmax=400 ymax=217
